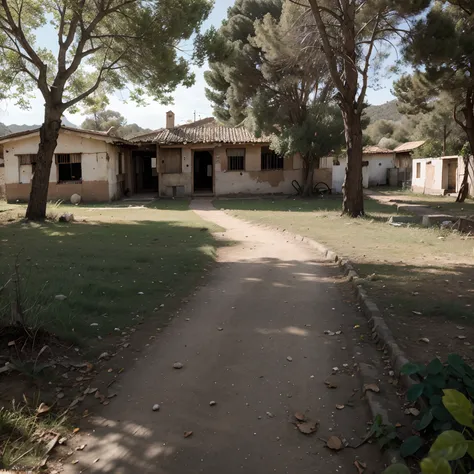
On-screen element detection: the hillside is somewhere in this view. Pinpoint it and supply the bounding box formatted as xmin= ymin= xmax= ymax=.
xmin=365 ymin=99 xmax=402 ymax=123
xmin=0 ymin=117 xmax=77 ymax=137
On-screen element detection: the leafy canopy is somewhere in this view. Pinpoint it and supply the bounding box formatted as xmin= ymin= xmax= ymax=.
xmin=0 ymin=0 xmax=214 ymax=112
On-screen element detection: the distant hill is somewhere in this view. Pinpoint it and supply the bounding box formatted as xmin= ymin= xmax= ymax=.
xmin=0 ymin=117 xmax=78 ymax=137
xmin=365 ymin=100 xmax=402 ymax=123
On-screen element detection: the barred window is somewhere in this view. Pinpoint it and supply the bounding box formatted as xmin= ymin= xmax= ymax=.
xmin=18 ymin=154 xmax=38 ymax=166
xmin=56 ymin=153 xmax=82 ymax=182
xmin=227 ymin=148 xmax=245 ymax=171
xmin=261 ymin=147 xmax=283 ymax=170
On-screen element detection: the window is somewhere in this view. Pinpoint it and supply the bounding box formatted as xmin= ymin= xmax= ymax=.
xmin=227 ymin=148 xmax=245 ymax=171
xmin=161 ymin=148 xmax=182 ymax=174
xmin=416 ymin=162 xmax=421 ymax=179
xmin=17 ymin=154 xmax=37 ymax=183
xmin=261 ymin=147 xmax=283 ymax=170
xmin=56 ymin=153 xmax=82 ymax=182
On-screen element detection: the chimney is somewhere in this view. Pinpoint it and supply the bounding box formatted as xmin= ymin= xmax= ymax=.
xmin=166 ymin=110 xmax=175 ymax=129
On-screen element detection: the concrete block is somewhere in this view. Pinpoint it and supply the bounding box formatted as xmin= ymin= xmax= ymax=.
xmin=388 ymin=215 xmax=422 ymax=224
xmin=422 ymin=214 xmax=457 ymax=227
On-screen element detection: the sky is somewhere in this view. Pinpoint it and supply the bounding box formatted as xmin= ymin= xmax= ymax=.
xmin=0 ymin=0 xmax=397 ymax=128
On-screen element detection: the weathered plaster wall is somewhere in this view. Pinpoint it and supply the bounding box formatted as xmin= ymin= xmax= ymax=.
xmin=3 ymin=131 xmax=120 ymax=202
xmin=159 ymin=146 xmax=192 ymax=197
xmin=214 ymin=145 xmax=303 ymax=195
xmin=365 ymin=154 xmax=395 ymax=187
xmin=411 ymin=158 xmax=445 ymax=195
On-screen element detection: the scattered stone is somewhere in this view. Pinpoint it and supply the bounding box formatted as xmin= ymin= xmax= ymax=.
xmin=388 ymin=370 xmax=395 ymax=377
xmin=57 ymin=392 xmax=65 ymax=399
xmin=296 ymin=421 xmax=318 ymax=435
xmin=324 ymin=330 xmax=335 ymax=336
xmin=419 ymin=338 xmax=430 ymax=344
xmin=326 ymin=436 xmax=343 ymax=451
xmin=59 ymin=213 xmax=74 ymax=223
xmin=217 ymin=327 xmax=223 ymax=331
xmin=138 ymin=292 xmax=144 ymax=295
xmin=209 ymin=401 xmax=217 ymax=406
xmin=335 ymin=330 xmax=342 ymax=335
xmin=90 ymin=323 xmax=98 ymax=327
xmin=184 ymin=431 xmax=193 ymax=438
xmin=458 ymin=335 xmax=467 ymax=340
xmin=98 ymin=352 xmax=110 ymax=360
xmin=363 ymin=383 xmax=380 ymax=394
xmin=336 ymin=404 xmax=345 ymax=410
xmin=266 ymin=411 xmax=274 ymax=418
xmin=294 ymin=412 xmax=306 ymax=422
xmin=55 ymin=294 xmax=67 ymax=301
xmin=332 ymin=367 xmax=339 ymax=373
xmin=286 ymin=356 xmax=293 ymax=362
xmin=173 ymin=362 xmax=184 ymax=369
xmin=405 ymin=407 xmax=420 ymax=416
xmin=152 ymin=404 xmax=160 ymax=412
xmin=412 ymin=311 xmax=423 ymax=316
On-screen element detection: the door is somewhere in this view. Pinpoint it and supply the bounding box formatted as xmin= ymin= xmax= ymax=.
xmin=447 ymin=160 xmax=457 ymax=192
xmin=193 ymin=151 xmax=213 ymax=192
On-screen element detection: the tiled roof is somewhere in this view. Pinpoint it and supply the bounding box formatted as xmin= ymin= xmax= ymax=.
xmin=0 ymin=126 xmax=130 ymax=144
xmin=130 ymin=118 xmax=270 ymax=145
xmin=393 ymin=140 xmax=426 ymax=153
xmin=363 ymin=145 xmax=394 ymax=154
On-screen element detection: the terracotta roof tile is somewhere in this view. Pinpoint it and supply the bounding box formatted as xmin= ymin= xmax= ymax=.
xmin=363 ymin=145 xmax=394 ymax=154
xmin=130 ymin=118 xmax=270 ymax=145
xmin=393 ymin=140 xmax=426 ymax=153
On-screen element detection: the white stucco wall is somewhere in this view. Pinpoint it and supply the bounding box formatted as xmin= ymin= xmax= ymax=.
xmin=3 ymin=131 xmax=114 ymax=187
xmin=365 ymin=154 xmax=395 ymax=187
xmin=411 ymin=158 xmax=444 ymax=194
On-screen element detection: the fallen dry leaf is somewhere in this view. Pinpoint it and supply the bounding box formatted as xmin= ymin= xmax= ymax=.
xmin=324 ymin=379 xmax=338 ymax=389
xmin=296 ymin=421 xmax=319 ymax=435
xmin=71 ymin=460 xmax=79 ymax=465
xmin=75 ymin=444 xmax=87 ymax=451
xmin=294 ymin=412 xmax=306 ymax=422
xmin=184 ymin=431 xmax=193 ymax=438
xmin=73 ymin=428 xmax=80 ymax=434
xmin=37 ymin=403 xmax=51 ymax=415
xmin=354 ymin=460 xmax=367 ymax=474
xmin=336 ymin=404 xmax=345 ymax=410
xmin=44 ymin=434 xmax=60 ymax=455
xmin=395 ymin=423 xmax=402 ymax=428
xmin=327 ymin=435 xmax=343 ymax=451
xmin=405 ymin=407 xmax=420 ymax=416
xmin=363 ymin=383 xmax=380 ymax=394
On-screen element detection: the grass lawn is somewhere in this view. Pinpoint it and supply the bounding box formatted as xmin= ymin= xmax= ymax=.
xmin=0 ymin=199 xmax=221 ymax=351
xmin=373 ymin=187 xmax=474 ymax=217
xmin=216 ymin=196 xmax=474 ymax=364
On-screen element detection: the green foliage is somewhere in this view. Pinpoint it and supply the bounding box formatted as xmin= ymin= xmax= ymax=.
xmin=401 ymin=1 xmax=474 ymax=158
xmin=80 ymin=109 xmax=151 ymax=138
xmin=202 ymin=0 xmax=344 ymax=180
xmin=394 ymin=357 xmax=474 ymax=473
xmin=0 ymin=0 xmax=213 ymax=110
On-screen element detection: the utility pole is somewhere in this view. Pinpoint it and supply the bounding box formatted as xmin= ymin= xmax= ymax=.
xmin=194 ymin=110 xmax=196 ymax=122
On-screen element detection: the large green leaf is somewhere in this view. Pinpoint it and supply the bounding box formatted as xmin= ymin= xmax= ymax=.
xmin=448 ymin=354 xmax=466 ymax=377
xmin=432 ymin=405 xmax=452 ymax=422
xmin=428 ymin=358 xmax=444 ymax=375
xmin=467 ymin=440 xmax=474 ymax=459
xmin=442 ymin=389 xmax=474 ymax=428
xmin=383 ymin=464 xmax=410 ymax=474
xmin=429 ymin=430 xmax=468 ymax=460
xmin=400 ymin=435 xmax=423 ymax=457
xmin=407 ymin=383 xmax=425 ymax=402
xmin=414 ymin=410 xmax=434 ymax=431
xmin=430 ymin=395 xmax=443 ymax=406
xmin=420 ymin=457 xmax=451 ymax=474
xmin=401 ymin=362 xmax=425 ymax=376
xmin=425 ymin=374 xmax=447 ymax=389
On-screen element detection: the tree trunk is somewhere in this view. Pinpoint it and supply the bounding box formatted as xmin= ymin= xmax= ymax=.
xmin=456 ymin=156 xmax=470 ymax=202
xmin=342 ymin=109 xmax=364 ymax=216
xmin=302 ymin=158 xmax=315 ymax=197
xmin=25 ymin=108 xmax=62 ymax=220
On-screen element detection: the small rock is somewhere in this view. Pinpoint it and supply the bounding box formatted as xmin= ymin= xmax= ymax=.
xmin=324 ymin=330 xmax=335 ymax=336
xmin=90 ymin=323 xmax=98 ymax=327
xmin=55 ymin=294 xmax=67 ymax=301
xmin=286 ymin=356 xmax=293 ymax=362
xmin=152 ymin=404 xmax=160 ymax=412
xmin=405 ymin=407 xmax=420 ymax=416
xmin=217 ymin=327 xmax=223 ymax=331
xmin=98 ymin=352 xmax=110 ymax=360
xmin=266 ymin=411 xmax=274 ymax=418
xmin=335 ymin=330 xmax=342 ymax=335
xmin=332 ymin=367 xmax=339 ymax=373
xmin=458 ymin=335 xmax=467 ymax=340
xmin=209 ymin=401 xmax=217 ymax=406
xmin=388 ymin=370 xmax=395 ymax=377
xmin=419 ymin=338 xmax=430 ymax=344
xmin=57 ymin=392 xmax=65 ymax=399
xmin=138 ymin=292 xmax=144 ymax=295
xmin=412 ymin=311 xmax=423 ymax=316
xmin=173 ymin=362 xmax=184 ymax=369
xmin=59 ymin=213 xmax=74 ymax=223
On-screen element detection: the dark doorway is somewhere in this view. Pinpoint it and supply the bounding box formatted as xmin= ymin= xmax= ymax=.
xmin=133 ymin=151 xmax=158 ymax=193
xmin=194 ymin=151 xmax=213 ymax=193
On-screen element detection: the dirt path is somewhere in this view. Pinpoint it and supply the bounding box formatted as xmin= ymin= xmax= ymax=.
xmin=63 ymin=200 xmax=385 ymax=474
